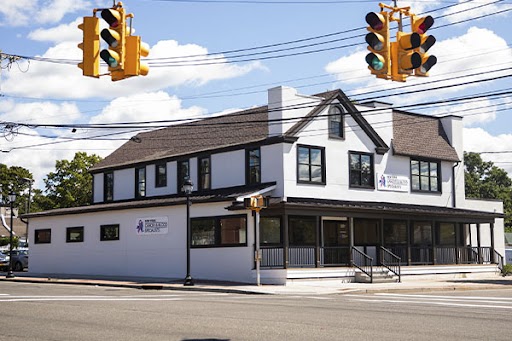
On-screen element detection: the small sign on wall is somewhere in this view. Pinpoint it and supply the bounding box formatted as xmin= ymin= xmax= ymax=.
xmin=136 ymin=216 xmax=169 ymax=235
xmin=377 ymin=173 xmax=409 ymax=192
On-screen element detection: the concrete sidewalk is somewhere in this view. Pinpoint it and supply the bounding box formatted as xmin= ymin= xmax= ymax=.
xmin=1 ymin=272 xmax=512 ymax=295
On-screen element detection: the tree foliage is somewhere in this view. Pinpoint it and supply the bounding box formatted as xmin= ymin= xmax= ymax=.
xmin=464 ymin=152 xmax=512 ymax=232
xmin=43 ymin=152 xmax=103 ymax=209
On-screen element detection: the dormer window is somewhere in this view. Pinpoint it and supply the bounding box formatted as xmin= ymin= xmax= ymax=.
xmin=329 ymin=105 xmax=344 ymax=139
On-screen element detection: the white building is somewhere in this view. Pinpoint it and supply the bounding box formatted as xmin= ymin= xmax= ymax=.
xmin=26 ymin=87 xmax=505 ymax=284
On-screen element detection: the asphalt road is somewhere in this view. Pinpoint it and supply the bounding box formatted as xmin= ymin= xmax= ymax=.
xmin=1 ymin=282 xmax=512 ymax=340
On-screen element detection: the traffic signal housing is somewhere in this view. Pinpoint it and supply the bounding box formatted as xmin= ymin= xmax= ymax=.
xmin=124 ymin=35 xmax=150 ymax=77
xmin=100 ymin=7 xmax=126 ymax=80
xmin=77 ymin=16 xmax=100 ymax=77
xmin=411 ymin=15 xmax=437 ymax=77
xmin=365 ymin=11 xmax=390 ymax=78
xmin=395 ymin=31 xmax=421 ymax=76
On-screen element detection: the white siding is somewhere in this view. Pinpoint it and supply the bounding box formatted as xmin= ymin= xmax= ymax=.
xmin=114 ymin=168 xmax=134 ymax=201
xmin=93 ymin=173 xmax=103 ymax=203
xmin=211 ymin=150 xmax=245 ymax=189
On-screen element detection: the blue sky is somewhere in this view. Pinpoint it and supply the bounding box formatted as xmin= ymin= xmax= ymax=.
xmin=1 ymin=0 xmax=512 ymax=189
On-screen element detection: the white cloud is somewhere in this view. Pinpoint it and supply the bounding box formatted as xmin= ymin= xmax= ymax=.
xmin=28 ymin=17 xmax=82 ymax=43
xmin=463 ymin=127 xmax=512 ymax=177
xmin=442 ymin=0 xmax=512 ymax=24
xmin=0 ymin=0 xmax=90 ymax=27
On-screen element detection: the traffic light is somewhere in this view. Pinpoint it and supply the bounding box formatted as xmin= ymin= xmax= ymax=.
xmin=395 ymin=31 xmax=421 ymax=75
xmin=100 ymin=7 xmax=126 ymax=80
xmin=124 ymin=35 xmax=150 ymax=77
xmin=77 ymin=16 xmax=99 ymax=77
xmin=411 ymin=15 xmax=437 ymax=76
xmin=365 ymin=11 xmax=390 ymax=78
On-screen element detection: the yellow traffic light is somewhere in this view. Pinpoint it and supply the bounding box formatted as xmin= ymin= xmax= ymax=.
xmin=77 ymin=16 xmax=99 ymax=78
xmin=124 ymin=35 xmax=150 ymax=77
xmin=100 ymin=7 xmax=126 ymax=80
xmin=411 ymin=15 xmax=437 ymax=77
xmin=395 ymin=31 xmax=421 ymax=76
xmin=365 ymin=11 xmax=390 ymax=78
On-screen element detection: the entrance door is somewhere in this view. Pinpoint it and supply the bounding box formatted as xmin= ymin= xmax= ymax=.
xmin=354 ymin=219 xmax=380 ymax=262
xmin=322 ymin=220 xmax=349 ymax=266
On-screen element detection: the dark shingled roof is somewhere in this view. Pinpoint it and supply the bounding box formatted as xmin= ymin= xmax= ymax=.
xmin=91 ymin=106 xmax=269 ymax=172
xmin=392 ymin=111 xmax=460 ymax=162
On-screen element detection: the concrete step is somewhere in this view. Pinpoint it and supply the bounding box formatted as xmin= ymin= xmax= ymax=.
xmin=355 ymin=269 xmax=399 ymax=283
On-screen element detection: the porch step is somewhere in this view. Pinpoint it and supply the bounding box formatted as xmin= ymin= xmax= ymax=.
xmin=355 ymin=268 xmax=399 ymax=284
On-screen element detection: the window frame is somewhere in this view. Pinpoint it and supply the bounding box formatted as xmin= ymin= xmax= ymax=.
xmin=135 ymin=166 xmax=146 ymax=198
xmin=155 ymin=162 xmax=167 ymax=188
xmin=348 ymin=151 xmax=375 ymax=189
xmin=34 ymin=228 xmax=52 ymax=244
xmin=104 ymin=171 xmax=114 ymax=202
xmin=100 ymin=224 xmax=120 ymax=241
xmin=410 ymin=158 xmax=441 ymax=193
xmin=66 ymin=226 xmax=84 ymax=243
xmin=177 ymin=159 xmax=190 ymax=193
xmin=198 ymin=155 xmax=211 ymax=191
xmin=297 ymin=144 xmax=326 ymax=185
xmin=246 ymin=147 xmax=261 ymax=185
xmin=191 ymin=214 xmax=248 ymax=248
xmin=328 ymin=105 xmax=345 ymax=139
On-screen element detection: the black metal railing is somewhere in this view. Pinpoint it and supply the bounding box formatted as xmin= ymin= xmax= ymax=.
xmin=410 ymin=246 xmax=433 ymax=265
xmin=260 ymin=246 xmax=284 ymax=268
xmin=352 ymin=247 xmax=373 ymax=283
xmin=288 ymin=246 xmax=316 ymax=267
xmin=381 ymin=246 xmax=401 ymax=283
xmin=320 ymin=246 xmax=351 ymax=266
xmin=493 ymin=250 xmax=504 ymax=272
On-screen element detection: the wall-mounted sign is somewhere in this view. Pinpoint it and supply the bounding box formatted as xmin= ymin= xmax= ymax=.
xmin=377 ymin=173 xmax=409 ymax=192
xmin=136 ymin=216 xmax=169 ymax=235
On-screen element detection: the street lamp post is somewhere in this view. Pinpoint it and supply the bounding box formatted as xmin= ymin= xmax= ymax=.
xmin=182 ymin=178 xmax=194 ymax=286
xmin=6 ymin=191 xmax=16 ymax=279
xmin=21 ymin=178 xmax=33 ymax=245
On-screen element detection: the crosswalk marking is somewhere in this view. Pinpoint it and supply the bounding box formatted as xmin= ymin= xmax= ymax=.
xmin=344 ymin=293 xmax=512 ymax=310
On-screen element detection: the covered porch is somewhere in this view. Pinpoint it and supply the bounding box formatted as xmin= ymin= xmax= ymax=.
xmin=253 ymin=198 xmax=504 ymax=271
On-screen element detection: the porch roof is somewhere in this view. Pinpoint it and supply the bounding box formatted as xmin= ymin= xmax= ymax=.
xmin=235 ymin=197 xmax=504 ymax=223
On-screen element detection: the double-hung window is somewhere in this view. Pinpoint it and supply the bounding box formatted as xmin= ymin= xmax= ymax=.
xmin=104 ymin=171 xmax=114 ymax=202
xmin=177 ymin=159 xmax=190 ymax=193
xmin=411 ymin=159 xmax=440 ymax=192
xmin=155 ymin=163 xmax=167 ymax=188
xmin=246 ymin=148 xmax=261 ymax=185
xmin=329 ymin=105 xmax=344 ymax=139
xmin=297 ymin=145 xmax=325 ymax=184
xmin=135 ymin=166 xmax=146 ymax=198
xmin=349 ymin=152 xmax=374 ymax=188
xmin=198 ymin=156 xmax=211 ymax=191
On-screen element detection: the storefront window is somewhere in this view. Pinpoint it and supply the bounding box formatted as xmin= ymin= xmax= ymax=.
xmin=191 ymin=218 xmax=216 ymax=246
xmin=220 ymin=217 xmax=247 ymax=245
xmin=354 ymin=219 xmax=379 ymax=245
xmin=260 ymin=217 xmax=282 ymax=245
xmin=289 ymin=216 xmax=316 ymax=246
xmin=191 ymin=215 xmax=247 ymax=247
xmin=437 ymin=223 xmax=456 ymax=245
xmin=383 ymin=220 xmax=407 ymax=245
xmin=322 ymin=220 xmax=349 ymax=246
xmin=413 ymin=222 xmax=432 ymax=245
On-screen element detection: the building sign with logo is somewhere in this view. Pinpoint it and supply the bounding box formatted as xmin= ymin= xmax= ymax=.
xmin=377 ymin=173 xmax=409 ymax=192
xmin=136 ymin=216 xmax=169 ymax=235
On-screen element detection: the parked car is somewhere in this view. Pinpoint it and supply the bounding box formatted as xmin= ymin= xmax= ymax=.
xmin=0 ymin=250 xmax=28 ymax=271
xmin=0 ymin=252 xmax=10 ymax=271
xmin=9 ymin=250 xmax=29 ymax=271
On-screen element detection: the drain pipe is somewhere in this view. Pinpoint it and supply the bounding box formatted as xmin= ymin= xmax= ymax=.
xmin=452 ymin=161 xmax=460 ymax=208
xmin=1 ymin=214 xmax=15 ymax=235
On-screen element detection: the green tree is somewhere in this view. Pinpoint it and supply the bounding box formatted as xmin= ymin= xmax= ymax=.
xmin=464 ymin=152 xmax=512 ymax=232
xmin=43 ymin=152 xmax=103 ymax=209
xmin=0 ymin=163 xmax=34 ymax=213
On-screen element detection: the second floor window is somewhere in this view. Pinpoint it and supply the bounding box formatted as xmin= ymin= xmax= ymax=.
xmin=297 ymin=145 xmax=325 ymax=184
xmin=135 ymin=166 xmax=146 ymax=198
xmin=329 ymin=105 xmax=344 ymax=139
xmin=411 ymin=159 xmax=440 ymax=192
xmin=104 ymin=172 xmax=114 ymax=202
xmin=155 ymin=163 xmax=167 ymax=188
xmin=178 ymin=159 xmax=190 ymax=193
xmin=246 ymin=148 xmax=261 ymax=185
xmin=198 ymin=156 xmax=211 ymax=191
xmin=349 ymin=152 xmax=374 ymax=188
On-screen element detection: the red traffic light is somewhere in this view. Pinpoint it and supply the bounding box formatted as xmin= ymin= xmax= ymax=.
xmin=101 ymin=9 xmax=121 ymax=28
xmin=414 ymin=15 xmax=434 ymax=34
xmin=365 ymin=12 xmax=386 ymax=31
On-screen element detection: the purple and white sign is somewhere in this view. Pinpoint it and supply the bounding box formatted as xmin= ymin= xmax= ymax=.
xmin=377 ymin=173 xmax=409 ymax=192
xmin=136 ymin=216 xmax=169 ymax=235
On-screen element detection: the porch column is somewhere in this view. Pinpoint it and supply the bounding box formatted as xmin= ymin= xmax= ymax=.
xmin=349 ymin=217 xmax=354 ymax=265
xmin=432 ymin=220 xmax=437 ymax=265
xmin=490 ymin=222 xmax=495 ymax=261
xmin=477 ymin=223 xmax=482 ymax=264
xmin=455 ymin=223 xmax=460 ymax=265
xmin=283 ymin=213 xmax=289 ymax=269
xmin=315 ymin=216 xmax=321 ymax=268
xmin=380 ymin=218 xmax=385 ymax=264
xmin=407 ymin=220 xmax=412 ymax=266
